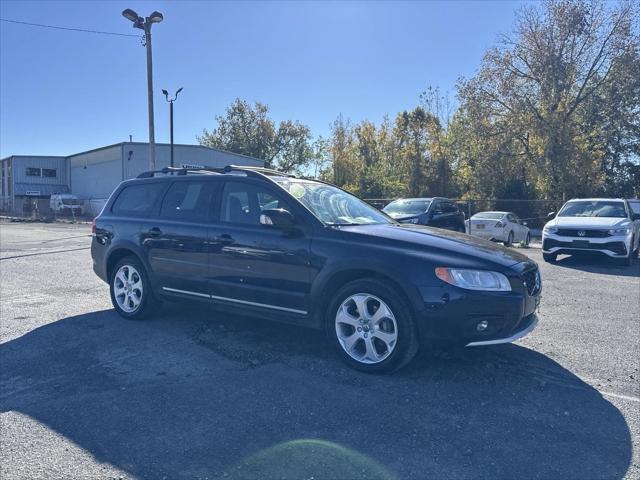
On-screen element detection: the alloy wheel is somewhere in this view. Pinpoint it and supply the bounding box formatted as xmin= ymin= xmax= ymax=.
xmin=113 ymin=265 xmax=144 ymax=313
xmin=335 ymin=293 xmax=398 ymax=364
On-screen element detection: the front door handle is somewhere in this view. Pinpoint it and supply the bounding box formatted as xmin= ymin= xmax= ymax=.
xmin=147 ymin=227 xmax=162 ymax=237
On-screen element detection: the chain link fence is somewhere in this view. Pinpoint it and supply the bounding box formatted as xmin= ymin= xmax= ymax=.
xmin=0 ymin=196 xmax=107 ymax=222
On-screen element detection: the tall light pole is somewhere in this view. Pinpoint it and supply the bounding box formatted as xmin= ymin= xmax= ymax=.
xmin=162 ymin=88 xmax=183 ymax=168
xmin=122 ymin=9 xmax=163 ymax=170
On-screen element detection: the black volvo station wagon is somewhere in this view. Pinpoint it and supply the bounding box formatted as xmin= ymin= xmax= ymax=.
xmin=91 ymin=165 xmax=541 ymax=372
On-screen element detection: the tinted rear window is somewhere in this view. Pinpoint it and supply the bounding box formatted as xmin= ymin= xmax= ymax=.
xmin=160 ymin=181 xmax=215 ymax=222
xmin=112 ymin=183 xmax=165 ymax=217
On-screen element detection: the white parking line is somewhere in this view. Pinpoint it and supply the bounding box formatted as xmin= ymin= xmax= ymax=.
xmin=599 ymin=390 xmax=640 ymax=403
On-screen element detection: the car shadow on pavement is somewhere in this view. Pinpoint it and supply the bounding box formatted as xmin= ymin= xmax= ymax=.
xmin=0 ymin=306 xmax=633 ymax=480
xmin=551 ymin=254 xmax=640 ymax=277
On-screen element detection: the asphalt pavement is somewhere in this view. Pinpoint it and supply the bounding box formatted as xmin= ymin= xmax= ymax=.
xmin=1 ymin=220 xmax=638 ymax=479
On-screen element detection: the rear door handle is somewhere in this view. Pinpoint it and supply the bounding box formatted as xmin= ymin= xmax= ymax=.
xmin=147 ymin=227 xmax=162 ymax=237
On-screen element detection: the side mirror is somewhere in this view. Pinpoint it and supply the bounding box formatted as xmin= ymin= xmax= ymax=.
xmin=547 ymin=211 xmax=556 ymax=218
xmin=260 ymin=208 xmax=295 ymax=227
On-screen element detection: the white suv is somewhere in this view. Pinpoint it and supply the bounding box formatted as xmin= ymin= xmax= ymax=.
xmin=542 ymin=198 xmax=640 ymax=265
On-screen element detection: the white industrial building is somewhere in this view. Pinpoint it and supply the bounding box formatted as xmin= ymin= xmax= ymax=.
xmin=1 ymin=142 xmax=263 ymax=216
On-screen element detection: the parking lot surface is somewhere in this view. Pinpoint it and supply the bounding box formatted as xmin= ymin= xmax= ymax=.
xmin=1 ymin=221 xmax=639 ymax=479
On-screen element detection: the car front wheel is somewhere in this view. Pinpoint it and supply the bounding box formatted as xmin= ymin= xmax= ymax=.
xmin=110 ymin=256 xmax=158 ymax=319
xmin=543 ymin=252 xmax=557 ymax=263
xmin=327 ymin=279 xmax=419 ymax=373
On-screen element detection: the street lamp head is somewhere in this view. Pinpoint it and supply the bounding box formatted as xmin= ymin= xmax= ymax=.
xmin=162 ymin=89 xmax=168 ymax=96
xmin=148 ymin=11 xmax=164 ymax=24
xmin=122 ymin=9 xmax=140 ymax=23
xmin=176 ymin=87 xmax=183 ymax=96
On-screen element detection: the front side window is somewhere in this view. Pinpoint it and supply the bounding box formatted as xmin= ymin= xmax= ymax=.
xmin=112 ymin=183 xmax=165 ymax=217
xmin=273 ymin=178 xmax=392 ymax=226
xmin=26 ymin=167 xmax=41 ymax=177
xmin=628 ymin=201 xmax=640 ymax=215
xmin=220 ymin=181 xmax=291 ymax=225
xmin=442 ymin=202 xmax=459 ymax=213
xmin=558 ymin=201 xmax=627 ymax=218
xmin=160 ymin=182 xmax=214 ymax=222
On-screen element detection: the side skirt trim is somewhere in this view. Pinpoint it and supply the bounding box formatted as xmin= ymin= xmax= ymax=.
xmin=161 ymin=287 xmax=307 ymax=315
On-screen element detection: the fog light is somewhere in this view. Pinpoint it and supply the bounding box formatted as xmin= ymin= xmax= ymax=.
xmin=477 ymin=320 xmax=489 ymax=332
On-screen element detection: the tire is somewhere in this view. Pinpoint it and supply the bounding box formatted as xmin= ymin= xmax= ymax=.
xmin=326 ymin=278 xmax=419 ymax=373
xmin=616 ymin=253 xmax=633 ymax=267
xmin=109 ymin=256 xmax=159 ymax=320
xmin=543 ymin=252 xmax=557 ymax=263
xmin=505 ymin=231 xmax=514 ymax=247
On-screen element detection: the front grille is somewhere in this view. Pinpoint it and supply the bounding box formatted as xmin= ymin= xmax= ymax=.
xmin=521 ymin=266 xmax=541 ymax=296
xmin=556 ymin=229 xmax=610 ymax=238
xmin=543 ymin=238 xmax=627 ymax=255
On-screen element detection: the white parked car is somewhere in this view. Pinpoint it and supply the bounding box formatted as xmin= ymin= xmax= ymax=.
xmin=542 ymin=198 xmax=640 ymax=265
xmin=468 ymin=211 xmax=530 ymax=246
xmin=50 ymin=193 xmax=83 ymax=215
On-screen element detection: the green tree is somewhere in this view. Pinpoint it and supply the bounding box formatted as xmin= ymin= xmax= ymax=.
xmin=198 ymin=98 xmax=312 ymax=173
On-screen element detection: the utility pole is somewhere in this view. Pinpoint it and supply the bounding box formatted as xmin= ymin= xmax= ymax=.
xmin=144 ymin=21 xmax=156 ymax=170
xmin=162 ymin=88 xmax=183 ymax=168
xmin=122 ymin=9 xmax=164 ymax=170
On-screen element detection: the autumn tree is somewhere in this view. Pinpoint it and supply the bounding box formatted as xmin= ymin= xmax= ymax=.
xmin=198 ymin=98 xmax=313 ymax=173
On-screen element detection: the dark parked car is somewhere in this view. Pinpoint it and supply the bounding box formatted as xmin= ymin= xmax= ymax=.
xmin=382 ymin=197 xmax=466 ymax=232
xmin=92 ymin=166 xmax=541 ymax=373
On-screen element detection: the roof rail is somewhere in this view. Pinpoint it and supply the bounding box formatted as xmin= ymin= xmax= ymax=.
xmin=136 ymin=164 xmax=297 ymax=180
xmin=224 ymin=165 xmax=296 ymax=178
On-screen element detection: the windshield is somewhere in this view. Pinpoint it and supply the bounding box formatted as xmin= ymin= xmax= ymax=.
xmin=274 ymin=178 xmax=392 ymax=225
xmin=558 ymin=201 xmax=627 ymax=218
xmin=472 ymin=212 xmax=505 ymax=220
xmin=383 ymin=200 xmax=430 ymax=216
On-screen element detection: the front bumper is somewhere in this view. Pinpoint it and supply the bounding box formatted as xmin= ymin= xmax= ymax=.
xmin=542 ymin=233 xmax=631 ymax=257
xmin=416 ymin=263 xmax=541 ymax=346
xmin=466 ymin=313 xmax=538 ymax=346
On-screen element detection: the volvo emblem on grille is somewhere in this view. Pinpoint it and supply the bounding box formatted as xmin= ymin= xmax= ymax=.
xmin=577 ymin=230 xmax=586 ymax=237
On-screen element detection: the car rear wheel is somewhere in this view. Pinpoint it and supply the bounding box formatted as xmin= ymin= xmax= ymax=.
xmin=327 ymin=279 xmax=419 ymax=373
xmin=505 ymin=231 xmax=514 ymax=246
xmin=543 ymin=252 xmax=557 ymax=263
xmin=110 ymin=256 xmax=158 ymax=320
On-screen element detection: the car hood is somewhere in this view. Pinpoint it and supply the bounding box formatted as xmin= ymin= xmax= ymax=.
xmin=546 ymin=217 xmax=630 ymax=228
xmin=337 ymin=224 xmax=530 ymax=268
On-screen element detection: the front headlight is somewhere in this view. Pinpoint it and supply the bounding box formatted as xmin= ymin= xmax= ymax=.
xmin=404 ymin=217 xmax=419 ymax=224
xmin=543 ymin=225 xmax=558 ymax=235
xmin=435 ymin=267 xmax=512 ymax=292
xmin=608 ymin=227 xmax=631 ymax=235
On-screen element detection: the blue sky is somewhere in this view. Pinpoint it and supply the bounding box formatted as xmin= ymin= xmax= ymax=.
xmin=0 ymin=1 xmax=529 ymax=158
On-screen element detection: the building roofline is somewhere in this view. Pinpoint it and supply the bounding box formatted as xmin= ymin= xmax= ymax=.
xmin=3 ymin=142 xmax=264 ymax=164
xmin=66 ymin=142 xmax=264 ymax=163
xmin=1 ymin=155 xmax=66 ymax=162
